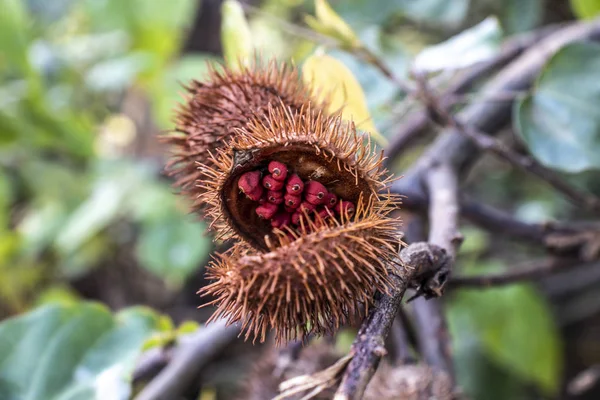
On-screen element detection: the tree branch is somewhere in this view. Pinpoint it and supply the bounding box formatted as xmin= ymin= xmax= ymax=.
xmin=334 ymin=243 xmax=451 ymax=400
xmin=392 ymin=17 xmax=600 ymax=200
xmin=415 ymin=73 xmax=600 ymax=212
xmin=449 ymin=257 xmax=587 ymax=288
xmin=135 ymin=320 xmax=239 ymax=400
xmin=385 ymin=25 xmax=558 ymax=163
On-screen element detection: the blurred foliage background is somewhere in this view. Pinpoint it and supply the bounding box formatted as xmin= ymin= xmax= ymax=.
xmin=1 ymin=0 xmax=600 ymax=399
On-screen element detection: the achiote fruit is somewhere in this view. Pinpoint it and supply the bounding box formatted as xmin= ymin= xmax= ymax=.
xmin=165 ymin=60 xmax=403 ymax=344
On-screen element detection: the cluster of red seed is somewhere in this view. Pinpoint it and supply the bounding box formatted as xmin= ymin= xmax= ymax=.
xmin=238 ymin=161 xmax=355 ymax=231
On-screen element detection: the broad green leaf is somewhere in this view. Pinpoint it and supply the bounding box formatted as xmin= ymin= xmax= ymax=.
xmin=55 ymin=178 xmax=128 ymax=254
xmin=570 ymin=0 xmax=600 ymax=19
xmin=0 ymin=303 xmax=167 ymax=400
xmin=136 ymin=216 xmax=210 ymax=285
xmin=448 ymin=275 xmax=562 ymax=394
xmin=0 ymin=111 xmax=19 ymax=146
xmin=515 ymin=43 xmax=600 ymax=173
xmin=448 ymin=306 xmax=528 ymax=400
xmin=397 ymin=0 xmax=469 ymax=27
xmin=500 ymin=0 xmax=543 ymax=34
xmin=331 ymin=0 xmax=468 ymax=27
xmin=302 ymin=52 xmax=386 ymax=146
xmin=305 ymin=0 xmax=361 ymax=49
xmin=413 ymin=17 xmax=502 ymax=72
xmin=221 ymin=0 xmax=253 ymax=70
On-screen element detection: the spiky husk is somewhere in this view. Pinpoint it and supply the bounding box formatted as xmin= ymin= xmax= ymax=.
xmin=163 ymin=60 xmax=320 ymax=211
xmin=200 ymin=196 xmax=403 ymax=344
xmin=198 ymin=104 xmax=396 ymax=247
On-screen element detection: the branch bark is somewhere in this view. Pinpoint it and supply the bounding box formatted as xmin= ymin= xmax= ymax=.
xmin=385 ymin=25 xmax=558 ymax=163
xmin=449 ymin=257 xmax=586 ymax=288
xmin=135 ymin=320 xmax=239 ymax=400
xmin=391 ymin=18 xmax=600 ymax=198
xmin=334 ymin=243 xmax=451 ymax=400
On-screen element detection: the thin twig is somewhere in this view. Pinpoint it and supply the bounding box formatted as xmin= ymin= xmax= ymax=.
xmin=334 ymin=243 xmax=450 ymax=400
xmin=135 ymin=320 xmax=239 ymax=400
xmin=449 ymin=257 xmax=585 ymax=288
xmin=385 ymin=25 xmax=559 ymax=163
xmin=425 ymin=163 xmax=463 ymax=259
xmin=415 ymin=73 xmax=600 ymax=212
xmin=410 ymin=163 xmax=463 ymax=384
xmin=392 ymin=18 xmax=600 ymax=202
xmin=390 ymin=314 xmax=416 ymax=365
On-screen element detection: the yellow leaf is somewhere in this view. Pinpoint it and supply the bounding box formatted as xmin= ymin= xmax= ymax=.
xmin=221 ymin=0 xmax=253 ymax=70
xmin=305 ymin=0 xmax=361 ymax=49
xmin=302 ymin=52 xmax=387 ymax=146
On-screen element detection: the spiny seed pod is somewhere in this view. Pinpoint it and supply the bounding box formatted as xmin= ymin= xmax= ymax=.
xmin=202 ymin=196 xmax=401 ymax=343
xmin=196 ymin=103 xmax=402 ymax=342
xmin=163 ymin=60 xmax=322 ymax=214
xmin=198 ymin=104 xmax=395 ymax=246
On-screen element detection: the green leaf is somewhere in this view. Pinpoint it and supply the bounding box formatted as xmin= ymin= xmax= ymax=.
xmin=136 ymin=215 xmax=211 ymax=285
xmin=447 ymin=304 xmax=528 ymax=400
xmin=55 ymin=178 xmax=127 ymax=254
xmin=0 ymin=303 xmax=166 ymax=400
xmin=0 ymin=111 xmax=20 ymax=146
xmin=515 ymin=43 xmax=600 ymax=173
xmin=305 ymin=0 xmax=361 ymax=49
xmin=221 ymin=0 xmax=253 ymax=70
xmin=570 ymin=0 xmax=600 ymax=19
xmin=302 ymin=51 xmax=387 ymax=146
xmin=413 ymin=17 xmax=502 ymax=72
xmin=500 ymin=0 xmax=543 ymax=34
xmin=448 ymin=280 xmax=562 ymax=394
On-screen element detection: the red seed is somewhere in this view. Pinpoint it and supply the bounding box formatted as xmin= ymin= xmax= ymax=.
xmin=256 ymin=202 xmax=279 ymax=219
xmin=257 ymin=191 xmax=267 ymax=204
xmin=286 ymin=174 xmax=304 ymax=194
xmin=284 ymin=205 xmax=296 ymax=213
xmin=305 ymin=181 xmax=328 ymax=205
xmin=246 ymin=185 xmax=264 ymax=202
xmin=263 ymin=175 xmax=284 ymax=191
xmin=324 ymin=193 xmax=338 ymax=207
xmin=267 ymin=190 xmax=284 ymax=204
xmin=335 ymin=201 xmax=355 ymax=217
xmin=271 ymin=211 xmax=291 ymax=228
xmin=268 ymin=161 xmax=288 ymax=181
xmin=317 ymin=207 xmax=332 ymax=219
xmin=291 ymin=212 xmax=303 ymax=225
xmin=284 ymin=193 xmax=302 ymax=209
xmin=299 ymin=201 xmax=316 ymax=213
xmin=238 ymin=171 xmax=261 ymax=195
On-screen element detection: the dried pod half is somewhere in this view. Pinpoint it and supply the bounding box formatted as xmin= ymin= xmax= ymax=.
xmin=197 ymin=104 xmax=403 ymax=342
xmin=202 ymin=196 xmax=402 ymax=343
xmin=163 ymin=60 xmax=320 ymax=213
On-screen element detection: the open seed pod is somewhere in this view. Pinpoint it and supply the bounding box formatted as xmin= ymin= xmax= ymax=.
xmin=163 ymin=60 xmax=320 ymax=212
xmin=198 ymin=104 xmax=395 ymax=245
xmin=198 ymin=105 xmax=404 ymax=343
